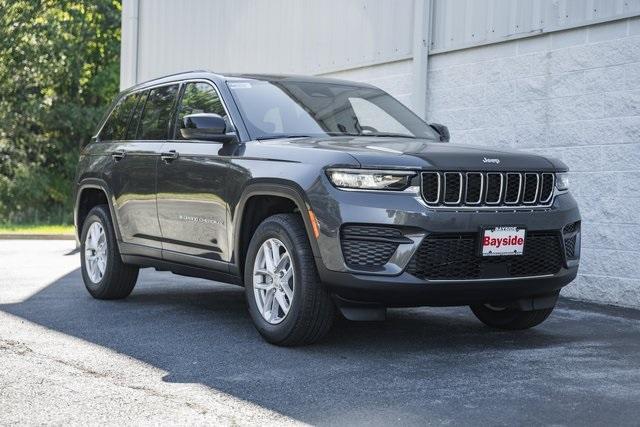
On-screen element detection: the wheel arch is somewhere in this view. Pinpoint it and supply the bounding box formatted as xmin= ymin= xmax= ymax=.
xmin=231 ymin=180 xmax=322 ymax=278
xmin=75 ymin=179 xmax=122 ymax=244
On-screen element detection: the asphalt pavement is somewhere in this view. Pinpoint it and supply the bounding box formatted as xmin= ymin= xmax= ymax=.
xmin=1 ymin=240 xmax=639 ymax=425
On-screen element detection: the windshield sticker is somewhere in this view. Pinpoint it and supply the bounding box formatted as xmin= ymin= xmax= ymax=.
xmin=228 ymin=82 xmax=252 ymax=89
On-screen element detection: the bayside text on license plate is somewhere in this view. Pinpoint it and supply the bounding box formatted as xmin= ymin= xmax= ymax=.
xmin=482 ymin=226 xmax=525 ymax=256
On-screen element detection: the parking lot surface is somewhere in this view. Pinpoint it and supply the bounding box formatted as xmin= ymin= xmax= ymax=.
xmin=1 ymin=240 xmax=639 ymax=425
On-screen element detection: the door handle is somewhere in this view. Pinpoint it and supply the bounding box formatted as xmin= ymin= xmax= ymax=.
xmin=111 ymin=150 xmax=126 ymax=161
xmin=160 ymin=150 xmax=179 ymax=163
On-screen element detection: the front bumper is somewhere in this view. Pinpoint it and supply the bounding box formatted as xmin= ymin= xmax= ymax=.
xmin=308 ymin=179 xmax=581 ymax=307
xmin=318 ymin=262 xmax=577 ymax=307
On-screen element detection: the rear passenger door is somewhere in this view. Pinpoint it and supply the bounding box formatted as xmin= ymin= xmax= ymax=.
xmin=156 ymin=81 xmax=233 ymax=268
xmin=108 ymin=84 xmax=179 ymax=256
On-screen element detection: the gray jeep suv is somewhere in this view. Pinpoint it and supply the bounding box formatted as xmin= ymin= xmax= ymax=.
xmin=74 ymin=71 xmax=580 ymax=345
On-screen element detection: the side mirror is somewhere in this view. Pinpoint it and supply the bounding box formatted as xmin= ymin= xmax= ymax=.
xmin=180 ymin=113 xmax=234 ymax=142
xmin=429 ymin=123 xmax=450 ymax=142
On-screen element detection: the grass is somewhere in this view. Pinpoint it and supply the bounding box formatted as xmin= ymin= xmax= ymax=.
xmin=0 ymin=224 xmax=75 ymax=235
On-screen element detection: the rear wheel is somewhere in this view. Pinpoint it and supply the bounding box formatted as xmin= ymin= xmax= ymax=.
xmin=244 ymin=213 xmax=335 ymax=346
xmin=80 ymin=205 xmax=139 ymax=299
xmin=470 ymin=303 xmax=554 ymax=330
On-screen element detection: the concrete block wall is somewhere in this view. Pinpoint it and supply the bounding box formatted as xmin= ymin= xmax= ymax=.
xmin=426 ymin=18 xmax=640 ymax=309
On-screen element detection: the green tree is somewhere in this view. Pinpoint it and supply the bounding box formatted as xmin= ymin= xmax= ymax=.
xmin=0 ymin=0 xmax=121 ymax=224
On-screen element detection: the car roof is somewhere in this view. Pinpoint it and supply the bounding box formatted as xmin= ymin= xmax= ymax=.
xmin=122 ymin=70 xmax=376 ymax=94
xmin=223 ymin=73 xmax=376 ymax=87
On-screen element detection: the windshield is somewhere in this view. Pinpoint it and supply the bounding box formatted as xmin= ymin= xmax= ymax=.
xmin=226 ymin=79 xmax=439 ymax=140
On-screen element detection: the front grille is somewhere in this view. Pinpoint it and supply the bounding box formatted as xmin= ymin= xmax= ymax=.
xmin=465 ymin=172 xmax=482 ymax=204
xmin=341 ymin=225 xmax=408 ymax=269
xmin=504 ymin=173 xmax=521 ymax=204
xmin=421 ymin=172 xmax=555 ymax=208
xmin=443 ymin=172 xmax=462 ymax=203
xmin=406 ymin=231 xmax=563 ymax=280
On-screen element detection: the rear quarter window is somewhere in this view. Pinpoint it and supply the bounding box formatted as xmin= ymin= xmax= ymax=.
xmin=99 ymin=93 xmax=139 ymax=142
xmin=125 ymin=91 xmax=147 ymax=140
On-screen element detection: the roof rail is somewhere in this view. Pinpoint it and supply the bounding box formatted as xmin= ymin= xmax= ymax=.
xmin=126 ymin=69 xmax=218 ymax=90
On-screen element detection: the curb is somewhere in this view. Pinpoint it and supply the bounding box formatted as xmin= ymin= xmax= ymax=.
xmin=0 ymin=234 xmax=76 ymax=240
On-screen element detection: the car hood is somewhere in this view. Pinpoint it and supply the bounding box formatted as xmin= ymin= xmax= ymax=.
xmin=271 ymin=136 xmax=563 ymax=171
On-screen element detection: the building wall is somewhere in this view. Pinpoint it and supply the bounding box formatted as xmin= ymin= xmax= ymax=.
xmin=426 ymin=17 xmax=640 ymax=308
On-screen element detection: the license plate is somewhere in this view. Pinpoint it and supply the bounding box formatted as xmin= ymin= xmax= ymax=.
xmin=481 ymin=226 xmax=525 ymax=256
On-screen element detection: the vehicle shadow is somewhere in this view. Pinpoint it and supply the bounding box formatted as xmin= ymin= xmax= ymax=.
xmin=2 ymin=268 xmax=640 ymax=425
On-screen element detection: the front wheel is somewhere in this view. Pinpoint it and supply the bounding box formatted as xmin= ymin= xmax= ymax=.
xmin=470 ymin=303 xmax=555 ymax=330
xmin=244 ymin=214 xmax=335 ymax=346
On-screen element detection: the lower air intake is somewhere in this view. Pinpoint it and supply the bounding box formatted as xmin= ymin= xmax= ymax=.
xmin=406 ymin=231 xmax=563 ymax=280
xmin=340 ymin=225 xmax=406 ymax=269
xmin=562 ymin=221 xmax=580 ymax=260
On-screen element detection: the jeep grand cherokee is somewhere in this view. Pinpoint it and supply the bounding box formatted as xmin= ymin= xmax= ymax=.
xmin=74 ymin=71 xmax=580 ymax=346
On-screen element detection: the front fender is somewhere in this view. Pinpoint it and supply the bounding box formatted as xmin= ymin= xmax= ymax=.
xmin=230 ymin=179 xmax=322 ymax=276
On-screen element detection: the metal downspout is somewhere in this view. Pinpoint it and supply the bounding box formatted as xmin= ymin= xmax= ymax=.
xmin=120 ymin=0 xmax=140 ymax=90
xmin=412 ymin=0 xmax=433 ymax=120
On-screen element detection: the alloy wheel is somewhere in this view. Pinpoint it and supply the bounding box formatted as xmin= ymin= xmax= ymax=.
xmin=84 ymin=222 xmax=108 ymax=283
xmin=253 ymin=238 xmax=294 ymax=324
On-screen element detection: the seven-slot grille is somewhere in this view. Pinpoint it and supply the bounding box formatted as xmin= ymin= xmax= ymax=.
xmin=421 ymin=172 xmax=555 ymax=208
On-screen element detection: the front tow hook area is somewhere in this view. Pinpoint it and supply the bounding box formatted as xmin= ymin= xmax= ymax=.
xmin=333 ymin=295 xmax=387 ymax=321
xmin=489 ymin=291 xmax=560 ymax=311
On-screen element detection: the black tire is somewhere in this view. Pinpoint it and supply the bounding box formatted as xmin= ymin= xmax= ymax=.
xmin=470 ymin=303 xmax=554 ymax=330
xmin=80 ymin=205 xmax=139 ymax=299
xmin=244 ymin=213 xmax=335 ymax=346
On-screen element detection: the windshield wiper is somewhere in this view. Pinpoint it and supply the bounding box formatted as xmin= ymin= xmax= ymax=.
xmin=256 ymin=134 xmax=312 ymax=141
xmin=363 ymin=133 xmax=417 ymax=139
xmin=257 ymin=133 xmax=418 ymax=140
xmin=326 ymin=132 xmax=417 ymax=139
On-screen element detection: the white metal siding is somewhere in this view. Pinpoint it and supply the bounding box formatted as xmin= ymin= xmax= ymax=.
xmin=132 ymin=0 xmax=415 ymax=84
xmin=430 ymin=0 xmax=640 ymax=53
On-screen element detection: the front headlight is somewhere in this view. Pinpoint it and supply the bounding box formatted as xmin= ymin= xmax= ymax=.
xmin=556 ymin=172 xmax=569 ymax=191
xmin=326 ymin=168 xmax=415 ymax=191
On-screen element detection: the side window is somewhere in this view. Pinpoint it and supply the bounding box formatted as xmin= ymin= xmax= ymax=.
xmin=137 ymin=84 xmax=179 ymax=140
xmin=176 ymin=82 xmax=231 ymax=140
xmin=100 ymin=93 xmax=138 ymax=141
xmin=125 ymin=91 xmax=148 ymax=140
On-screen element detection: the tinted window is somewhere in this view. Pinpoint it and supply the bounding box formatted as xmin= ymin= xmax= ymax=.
xmin=175 ymin=82 xmax=230 ymax=140
xmin=126 ymin=91 xmax=147 ymax=140
xmin=100 ymin=93 xmax=138 ymax=141
xmin=137 ymin=84 xmax=179 ymax=140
